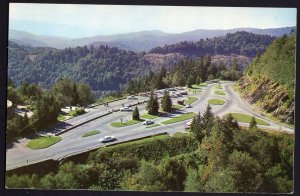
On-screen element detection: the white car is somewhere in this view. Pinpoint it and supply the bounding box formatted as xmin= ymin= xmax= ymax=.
xmin=143 ymin=120 xmax=154 ymax=125
xmin=127 ymin=95 xmax=137 ymax=99
xmin=186 ymin=120 xmax=193 ymax=126
xmin=170 ymin=93 xmax=178 ymax=98
xmin=120 ymin=107 xmax=133 ymax=111
xmin=185 ymin=120 xmax=193 ymax=129
xmin=99 ymin=136 xmax=116 ymax=143
xmin=185 ymin=104 xmax=192 ymax=108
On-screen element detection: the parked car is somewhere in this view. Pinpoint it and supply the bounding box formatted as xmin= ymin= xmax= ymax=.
xmin=170 ymin=93 xmax=178 ymax=98
xmin=185 ymin=120 xmax=193 ymax=129
xmin=127 ymin=95 xmax=137 ymax=99
xmin=185 ymin=104 xmax=192 ymax=108
xmin=143 ymin=120 xmax=154 ymax=125
xmin=186 ymin=120 xmax=193 ymax=126
xmin=120 ymin=107 xmax=133 ymax=111
xmin=99 ymin=136 xmax=116 ymax=143
xmin=180 ymin=91 xmax=188 ymax=95
xmin=177 ymin=100 xmax=185 ymax=105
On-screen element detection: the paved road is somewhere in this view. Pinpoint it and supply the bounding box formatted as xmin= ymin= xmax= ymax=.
xmin=6 ymin=81 xmax=294 ymax=170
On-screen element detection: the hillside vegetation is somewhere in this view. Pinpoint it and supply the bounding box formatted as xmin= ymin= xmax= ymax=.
xmin=8 ymin=32 xmax=277 ymax=97
xmin=8 ymin=42 xmax=152 ymax=97
xmin=236 ymin=34 xmax=295 ymax=124
xmin=6 ymin=111 xmax=293 ymax=192
xmin=150 ymin=31 xmax=276 ymax=57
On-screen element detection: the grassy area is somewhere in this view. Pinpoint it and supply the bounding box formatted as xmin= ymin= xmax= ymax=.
xmin=189 ymin=88 xmax=202 ymax=93
xmin=68 ymin=110 xmax=77 ymax=117
xmin=185 ymin=97 xmax=198 ymax=104
xmin=146 ymin=124 xmax=161 ymax=128
xmin=111 ymin=119 xmax=143 ymax=127
xmin=161 ymin=113 xmax=196 ymax=125
xmin=229 ymin=113 xmax=270 ymax=126
xmin=208 ymin=99 xmax=225 ymax=105
xmin=173 ymin=104 xmax=184 ymax=110
xmin=141 ymin=113 xmax=158 ymax=119
xmin=27 ymin=136 xmax=62 ymax=149
xmin=215 ymin=84 xmax=223 ymax=89
xmin=214 ymin=90 xmax=225 ymax=95
xmin=172 ymin=132 xmax=187 ymax=137
xmin=199 ymin=83 xmax=208 ymax=87
xmin=191 ymin=85 xmax=202 ymax=89
xmin=82 ymin=130 xmax=101 ymax=138
xmin=57 ymin=114 xmax=66 ymax=121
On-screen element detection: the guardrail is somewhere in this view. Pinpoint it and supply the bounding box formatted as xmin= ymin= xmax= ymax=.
xmin=88 ymin=97 xmax=127 ymax=108
xmin=55 ymin=111 xmax=113 ymax=136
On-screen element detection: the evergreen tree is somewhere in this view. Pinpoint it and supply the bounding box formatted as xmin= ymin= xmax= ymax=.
xmin=72 ymin=83 xmax=79 ymax=106
xmin=203 ymin=104 xmax=214 ymax=136
xmin=190 ymin=112 xmax=206 ymax=142
xmin=132 ymin=106 xmax=140 ymax=120
xmin=187 ymin=74 xmax=194 ymax=88
xmin=249 ymin=116 xmax=257 ymax=130
xmin=161 ymin=91 xmax=172 ymax=112
xmin=146 ymin=91 xmax=159 ymax=115
xmin=196 ymin=77 xmax=201 ymax=85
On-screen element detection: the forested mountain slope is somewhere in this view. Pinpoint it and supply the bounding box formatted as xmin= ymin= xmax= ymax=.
xmin=8 ymin=42 xmax=152 ymax=97
xmin=149 ymin=31 xmax=276 ymax=58
xmin=235 ymin=34 xmax=295 ymax=124
xmin=8 ymin=31 xmax=280 ymax=98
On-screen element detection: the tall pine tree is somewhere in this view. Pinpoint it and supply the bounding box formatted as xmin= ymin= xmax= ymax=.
xmin=161 ymin=91 xmax=172 ymax=112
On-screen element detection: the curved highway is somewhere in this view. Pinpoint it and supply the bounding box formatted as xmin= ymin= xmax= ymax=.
xmin=6 ymin=81 xmax=294 ymax=170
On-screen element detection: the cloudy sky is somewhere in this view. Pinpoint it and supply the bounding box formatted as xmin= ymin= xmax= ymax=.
xmin=9 ymin=4 xmax=297 ymax=38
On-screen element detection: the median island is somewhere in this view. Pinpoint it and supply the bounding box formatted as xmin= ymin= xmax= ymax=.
xmin=228 ymin=113 xmax=270 ymax=126
xmin=27 ymin=136 xmax=62 ymax=149
xmin=82 ymin=130 xmax=101 ymax=137
xmin=214 ymin=90 xmax=225 ymax=95
xmin=161 ymin=112 xmax=195 ymax=125
xmin=185 ymin=97 xmax=198 ymax=104
xmin=111 ymin=119 xmax=144 ymax=127
xmin=208 ymin=99 xmax=225 ymax=105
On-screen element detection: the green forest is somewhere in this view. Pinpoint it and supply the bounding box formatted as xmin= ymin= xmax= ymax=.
xmin=7 ymin=78 xmax=94 ymax=142
xmin=8 ymin=31 xmax=275 ymax=97
xmin=150 ymin=31 xmax=275 ymax=57
xmin=6 ymin=107 xmax=293 ymax=192
xmin=125 ymin=56 xmax=241 ymax=94
xmin=236 ymin=34 xmax=295 ymax=124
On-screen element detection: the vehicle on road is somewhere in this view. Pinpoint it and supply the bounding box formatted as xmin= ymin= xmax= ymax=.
xmin=127 ymin=95 xmax=137 ymax=99
xmin=99 ymin=136 xmax=116 ymax=143
xmin=170 ymin=92 xmax=178 ymax=98
xmin=180 ymin=91 xmax=188 ymax=95
xmin=175 ymin=87 xmax=184 ymax=90
xmin=143 ymin=120 xmax=154 ymax=125
xmin=177 ymin=100 xmax=185 ymax=105
xmin=120 ymin=107 xmax=133 ymax=111
xmin=185 ymin=120 xmax=193 ymax=129
xmin=185 ymin=104 xmax=192 ymax=108
xmin=140 ymin=92 xmax=147 ymax=96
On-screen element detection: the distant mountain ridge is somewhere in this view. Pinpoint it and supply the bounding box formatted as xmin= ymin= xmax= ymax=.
xmin=9 ymin=26 xmax=295 ymax=51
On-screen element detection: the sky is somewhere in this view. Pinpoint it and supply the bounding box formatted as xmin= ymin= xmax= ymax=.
xmin=9 ymin=3 xmax=297 ymax=38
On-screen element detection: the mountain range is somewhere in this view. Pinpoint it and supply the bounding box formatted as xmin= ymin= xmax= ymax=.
xmin=9 ymin=26 xmax=295 ymax=52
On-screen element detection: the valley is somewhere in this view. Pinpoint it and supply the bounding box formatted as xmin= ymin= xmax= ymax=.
xmin=5 ymin=9 xmax=296 ymax=191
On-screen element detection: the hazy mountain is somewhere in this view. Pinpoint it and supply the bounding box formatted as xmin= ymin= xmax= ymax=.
xmin=9 ymin=26 xmax=295 ymax=52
